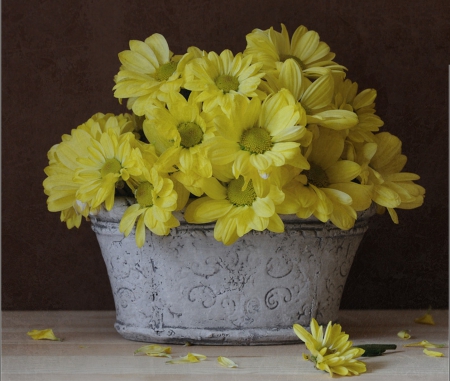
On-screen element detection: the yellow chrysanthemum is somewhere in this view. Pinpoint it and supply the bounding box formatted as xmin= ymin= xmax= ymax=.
xmin=367 ymin=132 xmax=425 ymax=223
xmin=74 ymin=130 xmax=143 ymax=211
xmin=280 ymin=127 xmax=372 ymax=229
xmin=332 ymin=75 xmax=384 ymax=143
xmin=43 ymin=113 xmax=134 ymax=228
xmin=208 ymin=90 xmax=309 ymax=197
xmin=294 ymin=318 xmax=366 ymax=377
xmin=183 ymin=49 xmax=265 ymax=114
xmin=119 ymin=168 xmax=179 ymax=247
xmin=113 ymin=34 xmax=195 ymax=116
xmin=184 ymin=176 xmax=285 ymax=245
xmin=245 ymin=23 xmax=346 ymax=78
xmin=262 ymin=59 xmax=358 ymax=130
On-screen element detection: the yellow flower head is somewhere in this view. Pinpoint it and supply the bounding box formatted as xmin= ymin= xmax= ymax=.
xmin=119 ymin=167 xmax=179 ymax=247
xmin=281 ymin=126 xmax=372 ymax=229
xmin=113 ymin=33 xmax=194 ymax=116
xmin=332 ymin=75 xmax=384 ymax=142
xmin=293 ymin=318 xmax=366 ymax=377
xmin=184 ymin=176 xmax=285 ymax=245
xmin=245 ymin=24 xmax=346 ymax=78
xmin=183 ymin=49 xmax=265 ymax=114
xmin=368 ymin=132 xmax=425 ymax=223
xmin=74 ymin=130 xmax=143 ymax=211
xmin=43 ymin=113 xmax=134 ymax=227
xmin=263 ymin=60 xmax=358 ymax=131
xmin=208 ymin=90 xmax=309 ymax=197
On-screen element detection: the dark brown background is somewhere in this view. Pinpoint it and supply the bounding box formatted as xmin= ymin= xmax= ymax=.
xmin=2 ymin=0 xmax=449 ymax=310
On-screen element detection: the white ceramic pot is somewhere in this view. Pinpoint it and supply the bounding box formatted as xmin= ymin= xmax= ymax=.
xmin=91 ymin=197 xmax=373 ymax=345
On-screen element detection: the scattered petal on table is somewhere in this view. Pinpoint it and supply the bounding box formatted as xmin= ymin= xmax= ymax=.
xmin=302 ymin=353 xmax=309 ymax=361
xmin=166 ymin=352 xmax=206 ymax=364
xmin=134 ymin=344 xmax=172 ymax=357
xmin=397 ymin=330 xmax=411 ymax=339
xmin=423 ymin=349 xmax=444 ymax=357
xmin=404 ymin=340 xmax=446 ymax=348
xmin=27 ymin=329 xmax=62 ymax=341
xmin=217 ymin=356 xmax=238 ymax=368
xmin=414 ymin=312 xmax=435 ymax=325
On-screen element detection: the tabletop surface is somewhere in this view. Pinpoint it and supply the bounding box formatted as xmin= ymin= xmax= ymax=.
xmin=2 ymin=309 xmax=448 ymax=381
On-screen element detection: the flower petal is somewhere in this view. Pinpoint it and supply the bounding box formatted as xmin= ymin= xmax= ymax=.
xmin=27 ymin=329 xmax=62 ymax=341
xmin=217 ymin=356 xmax=238 ymax=368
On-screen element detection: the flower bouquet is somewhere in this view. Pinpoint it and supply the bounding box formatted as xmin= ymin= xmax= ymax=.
xmin=44 ymin=24 xmax=425 ymax=247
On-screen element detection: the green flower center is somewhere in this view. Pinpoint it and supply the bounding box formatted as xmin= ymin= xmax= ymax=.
xmin=215 ymin=74 xmax=239 ymax=93
xmin=279 ymin=54 xmax=306 ymax=71
xmin=227 ymin=177 xmax=257 ymax=206
xmin=177 ymin=122 xmax=203 ymax=148
xmin=154 ymin=61 xmax=178 ymax=82
xmin=101 ymin=158 xmax=121 ymax=178
xmin=240 ymin=127 xmax=273 ymax=154
xmin=135 ymin=182 xmax=154 ymax=207
xmin=304 ymin=162 xmax=330 ymax=188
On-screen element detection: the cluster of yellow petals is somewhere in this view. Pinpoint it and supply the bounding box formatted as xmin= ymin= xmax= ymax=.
xmin=44 ymin=23 xmax=425 ymax=245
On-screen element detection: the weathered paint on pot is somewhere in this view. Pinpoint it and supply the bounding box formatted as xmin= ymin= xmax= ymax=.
xmin=91 ymin=197 xmax=373 ymax=345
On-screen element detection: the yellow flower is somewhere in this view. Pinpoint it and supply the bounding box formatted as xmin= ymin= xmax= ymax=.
xmin=119 ymin=167 xmax=179 ymax=247
xmin=262 ymin=60 xmax=358 ymax=130
xmin=368 ymin=132 xmax=425 ymax=223
xmin=74 ymin=130 xmax=143 ymax=211
xmin=43 ymin=113 xmax=134 ymax=227
xmin=113 ymin=34 xmax=194 ymax=115
xmin=332 ymin=75 xmax=384 ymax=143
xmin=208 ymin=90 xmax=309 ymax=197
xmin=280 ymin=127 xmax=372 ymax=229
xmin=143 ymin=92 xmax=216 ymax=179
xmin=183 ymin=49 xmax=265 ymax=114
xmin=184 ymin=176 xmax=285 ymax=245
xmin=293 ymin=318 xmax=366 ymax=377
xmin=245 ymin=23 xmax=346 ymax=78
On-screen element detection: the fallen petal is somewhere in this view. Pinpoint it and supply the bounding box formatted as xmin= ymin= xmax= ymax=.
xmin=415 ymin=312 xmax=435 ymax=325
xmin=397 ymin=330 xmax=411 ymax=339
xmin=166 ymin=352 xmax=206 ymax=364
xmin=134 ymin=344 xmax=172 ymax=356
xmin=404 ymin=340 xmax=446 ymax=348
xmin=423 ymin=349 xmax=444 ymax=357
xmin=27 ymin=329 xmax=62 ymax=341
xmin=217 ymin=356 xmax=238 ymax=368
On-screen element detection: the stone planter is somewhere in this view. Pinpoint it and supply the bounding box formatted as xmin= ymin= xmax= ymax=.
xmin=90 ymin=197 xmax=374 ymax=345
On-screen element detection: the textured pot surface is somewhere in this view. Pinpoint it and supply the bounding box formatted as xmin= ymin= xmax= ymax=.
xmin=91 ymin=198 xmax=373 ymax=345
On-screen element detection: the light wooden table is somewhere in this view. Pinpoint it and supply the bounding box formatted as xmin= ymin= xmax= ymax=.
xmin=2 ymin=310 xmax=448 ymax=380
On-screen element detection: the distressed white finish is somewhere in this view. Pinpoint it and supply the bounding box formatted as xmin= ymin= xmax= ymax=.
xmin=90 ymin=198 xmax=374 ymax=345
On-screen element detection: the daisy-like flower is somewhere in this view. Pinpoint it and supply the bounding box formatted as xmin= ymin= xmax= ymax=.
xmin=262 ymin=59 xmax=358 ymax=130
xmin=293 ymin=318 xmax=366 ymax=377
xmin=113 ymin=34 xmax=196 ymax=116
xmin=184 ymin=176 xmax=285 ymax=245
xmin=208 ymin=90 xmax=309 ymax=197
xmin=43 ymin=113 xmax=134 ymax=228
xmin=74 ymin=130 xmax=143 ymax=211
xmin=183 ymin=49 xmax=265 ymax=114
xmin=143 ymin=91 xmax=226 ymax=198
xmin=119 ymin=167 xmax=179 ymax=247
xmin=279 ymin=126 xmax=372 ymax=230
xmin=367 ymin=132 xmax=425 ymax=223
xmin=245 ymin=24 xmax=346 ymax=78
xmin=332 ymin=75 xmax=384 ymax=143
